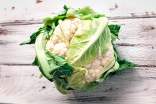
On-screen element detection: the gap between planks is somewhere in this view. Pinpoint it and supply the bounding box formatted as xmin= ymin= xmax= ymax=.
xmin=0 ymin=65 xmax=156 ymax=104
xmin=0 ymin=17 xmax=156 ymax=67
xmin=1 ymin=15 xmax=156 ymax=26
xmin=0 ymin=64 xmax=156 ymax=68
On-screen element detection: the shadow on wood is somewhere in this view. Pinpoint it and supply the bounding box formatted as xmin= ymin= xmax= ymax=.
xmin=66 ymin=69 xmax=150 ymax=104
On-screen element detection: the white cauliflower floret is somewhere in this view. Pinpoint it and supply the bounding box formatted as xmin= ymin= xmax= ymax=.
xmin=85 ymin=45 xmax=115 ymax=82
xmin=52 ymin=43 xmax=67 ymax=56
xmin=46 ymin=18 xmax=81 ymax=56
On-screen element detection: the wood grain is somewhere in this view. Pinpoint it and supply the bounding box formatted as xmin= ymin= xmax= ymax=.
xmin=1 ymin=0 xmax=156 ymax=23
xmin=0 ymin=16 xmax=156 ymax=104
xmin=1 ymin=1 xmax=156 ymax=103
xmin=0 ymin=18 xmax=156 ymax=65
xmin=0 ymin=65 xmax=156 ymax=104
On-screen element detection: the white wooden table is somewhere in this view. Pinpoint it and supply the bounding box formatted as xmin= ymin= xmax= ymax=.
xmin=0 ymin=0 xmax=156 ymax=104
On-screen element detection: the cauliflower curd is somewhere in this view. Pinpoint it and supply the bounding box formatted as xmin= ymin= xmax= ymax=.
xmin=22 ymin=6 xmax=135 ymax=94
xmin=46 ymin=17 xmax=115 ymax=82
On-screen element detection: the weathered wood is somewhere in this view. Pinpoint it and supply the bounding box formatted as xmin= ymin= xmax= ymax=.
xmin=1 ymin=18 xmax=156 ymax=45
xmin=0 ymin=43 xmax=156 ymax=66
xmin=1 ymin=0 xmax=156 ymax=23
xmin=0 ymin=18 xmax=156 ymax=65
xmin=0 ymin=65 xmax=156 ymax=104
xmin=1 ymin=1 xmax=156 ymax=103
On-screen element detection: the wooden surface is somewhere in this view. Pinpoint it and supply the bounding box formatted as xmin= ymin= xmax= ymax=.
xmin=0 ymin=0 xmax=156 ymax=104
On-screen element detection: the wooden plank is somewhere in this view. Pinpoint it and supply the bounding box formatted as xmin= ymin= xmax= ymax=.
xmin=0 ymin=18 xmax=156 ymax=65
xmin=1 ymin=0 xmax=156 ymax=23
xmin=0 ymin=65 xmax=66 ymax=104
xmin=0 ymin=43 xmax=155 ymax=66
xmin=0 ymin=65 xmax=156 ymax=104
xmin=1 ymin=18 xmax=156 ymax=45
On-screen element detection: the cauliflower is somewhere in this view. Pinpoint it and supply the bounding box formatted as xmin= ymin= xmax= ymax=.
xmin=46 ymin=17 xmax=115 ymax=82
xmin=22 ymin=6 xmax=135 ymax=94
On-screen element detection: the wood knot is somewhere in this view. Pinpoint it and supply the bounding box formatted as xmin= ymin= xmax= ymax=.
xmin=36 ymin=0 xmax=43 ymax=4
xmin=11 ymin=6 xmax=15 ymax=10
xmin=0 ymin=28 xmax=9 ymax=35
xmin=130 ymin=13 xmax=136 ymax=17
xmin=42 ymin=86 xmax=46 ymax=89
xmin=142 ymin=25 xmax=155 ymax=32
xmin=109 ymin=3 xmax=118 ymax=11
